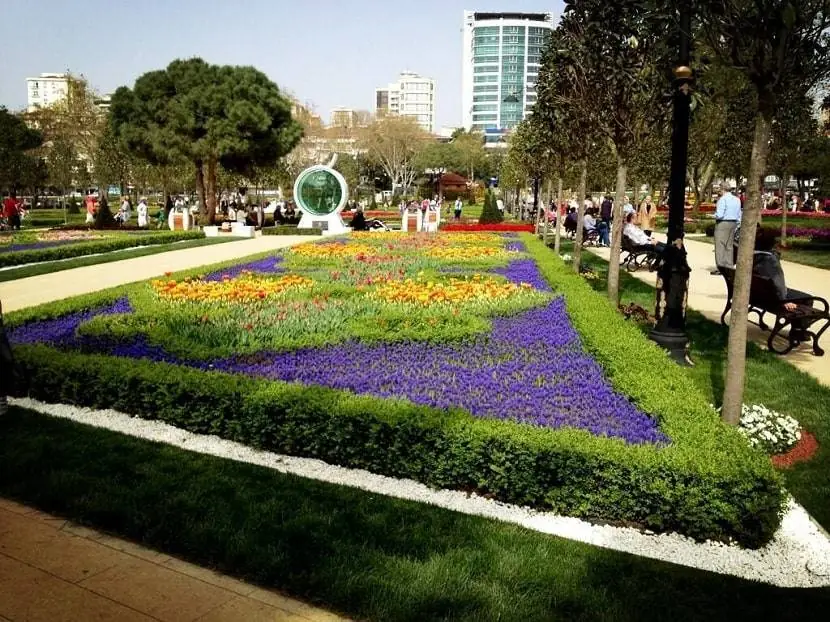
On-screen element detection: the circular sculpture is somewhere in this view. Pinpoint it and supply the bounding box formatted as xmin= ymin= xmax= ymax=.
xmin=294 ymin=166 xmax=347 ymax=216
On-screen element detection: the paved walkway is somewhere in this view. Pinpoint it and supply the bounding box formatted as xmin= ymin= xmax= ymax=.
xmin=589 ymin=235 xmax=830 ymax=386
xmin=0 ymin=236 xmax=310 ymax=313
xmin=1 ymin=233 xmax=346 ymax=621
xmin=0 ymin=498 xmax=347 ymax=622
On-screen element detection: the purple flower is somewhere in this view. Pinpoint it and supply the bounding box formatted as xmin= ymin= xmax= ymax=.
xmin=8 ymin=298 xmax=132 ymax=346
xmin=0 ymin=240 xmax=81 ymax=254
xmin=203 ymin=256 xmax=284 ymax=281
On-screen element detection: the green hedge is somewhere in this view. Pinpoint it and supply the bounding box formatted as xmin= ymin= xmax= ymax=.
xmin=262 ymin=225 xmax=322 ymax=236
xmin=0 ymin=230 xmax=205 ymax=268
xmin=6 ymin=238 xmax=785 ymax=547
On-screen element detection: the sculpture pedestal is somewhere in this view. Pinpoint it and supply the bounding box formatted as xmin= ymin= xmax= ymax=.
xmin=298 ymin=212 xmax=349 ymax=236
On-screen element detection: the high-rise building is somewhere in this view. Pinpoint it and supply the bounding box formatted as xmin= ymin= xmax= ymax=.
xmin=26 ymin=73 xmax=70 ymax=112
xmin=330 ymin=107 xmax=358 ymax=129
xmin=374 ymin=71 xmax=436 ymax=133
xmin=461 ymin=11 xmax=554 ymax=138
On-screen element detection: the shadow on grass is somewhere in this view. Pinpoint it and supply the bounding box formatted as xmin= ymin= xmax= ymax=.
xmin=1 ymin=408 xmax=828 ymax=622
xmin=556 ymin=242 xmax=830 ymax=531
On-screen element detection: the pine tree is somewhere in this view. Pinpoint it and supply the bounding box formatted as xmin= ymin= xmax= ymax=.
xmin=478 ymin=189 xmax=503 ymax=224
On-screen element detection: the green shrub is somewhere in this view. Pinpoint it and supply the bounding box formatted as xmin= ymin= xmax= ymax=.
xmin=263 ymin=226 xmax=322 ymax=236
xmin=478 ymin=190 xmax=504 ymax=225
xmin=0 ymin=231 xmax=204 ymax=268
xmin=67 ymin=198 xmax=80 ymax=215
xmin=6 ymin=236 xmax=785 ymax=546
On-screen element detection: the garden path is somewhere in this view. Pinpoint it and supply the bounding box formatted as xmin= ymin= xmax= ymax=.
xmin=0 ymin=235 xmax=310 ymax=313
xmin=0 ymin=497 xmax=348 ymax=622
xmin=588 ymin=235 xmax=830 ymax=386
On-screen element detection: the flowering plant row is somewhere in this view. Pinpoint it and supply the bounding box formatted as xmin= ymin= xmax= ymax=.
xmin=441 ymin=223 xmax=536 ymax=232
xmin=737 ymin=404 xmax=802 ymax=455
xmin=5 ymin=232 xmax=784 ymax=545
xmin=0 ymin=230 xmax=204 ymax=267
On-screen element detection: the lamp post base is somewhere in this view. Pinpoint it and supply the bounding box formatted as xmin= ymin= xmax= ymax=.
xmin=649 ymin=328 xmax=693 ymax=366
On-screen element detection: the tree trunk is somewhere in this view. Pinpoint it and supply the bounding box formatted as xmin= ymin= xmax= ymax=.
xmin=607 ymin=155 xmax=627 ymax=305
xmin=780 ymin=170 xmax=788 ymax=248
xmin=573 ymin=160 xmax=588 ymax=273
xmin=543 ymin=178 xmax=552 ymax=245
xmin=722 ymin=112 xmax=773 ymax=426
xmin=195 ymin=161 xmax=206 ymax=220
xmin=61 ymin=188 xmax=67 ymax=225
xmin=554 ymin=176 xmax=563 ymax=255
xmin=206 ymin=158 xmax=218 ymax=225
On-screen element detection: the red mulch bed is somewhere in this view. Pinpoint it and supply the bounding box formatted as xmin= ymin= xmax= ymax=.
xmin=771 ymin=430 xmax=819 ymax=469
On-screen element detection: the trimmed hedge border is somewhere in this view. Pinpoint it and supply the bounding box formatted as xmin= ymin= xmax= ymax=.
xmin=262 ymin=226 xmax=323 ymax=236
xmin=7 ymin=236 xmax=785 ymax=546
xmin=0 ymin=230 xmax=205 ymax=268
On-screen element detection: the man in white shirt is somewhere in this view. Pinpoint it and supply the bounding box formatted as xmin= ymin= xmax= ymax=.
xmin=623 ymin=212 xmax=665 ymax=253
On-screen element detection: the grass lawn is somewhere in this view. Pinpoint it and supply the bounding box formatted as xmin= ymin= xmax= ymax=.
xmin=567 ymin=242 xmax=830 ymax=531
xmin=0 ymin=237 xmax=238 ymax=282
xmin=697 ymin=234 xmax=830 ymax=269
xmin=1 ymin=406 xmax=827 ymax=622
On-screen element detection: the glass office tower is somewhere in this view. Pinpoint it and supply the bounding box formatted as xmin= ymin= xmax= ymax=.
xmin=462 ymin=12 xmax=553 ymax=142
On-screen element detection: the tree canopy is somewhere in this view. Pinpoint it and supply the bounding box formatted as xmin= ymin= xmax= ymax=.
xmin=110 ymin=58 xmax=303 ymax=222
xmin=0 ymin=107 xmax=43 ymax=193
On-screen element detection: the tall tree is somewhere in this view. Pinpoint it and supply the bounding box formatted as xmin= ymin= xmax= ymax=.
xmin=700 ymin=0 xmax=830 ymax=425
xmin=536 ymin=21 xmax=603 ymax=272
xmin=110 ymin=58 xmax=303 ymax=223
xmin=360 ymin=116 xmax=429 ymax=196
xmin=558 ymin=0 xmax=672 ymax=301
xmin=0 ymin=107 xmax=43 ymax=193
xmin=769 ymin=92 xmax=820 ymax=245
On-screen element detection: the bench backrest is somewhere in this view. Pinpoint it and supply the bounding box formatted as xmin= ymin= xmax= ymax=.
xmin=719 ymin=267 xmax=781 ymax=308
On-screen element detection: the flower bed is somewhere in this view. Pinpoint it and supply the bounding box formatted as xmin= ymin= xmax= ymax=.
xmin=441 ymin=223 xmax=535 ymax=232
xmin=6 ymin=232 xmax=783 ymax=546
xmin=0 ymin=230 xmax=204 ymax=268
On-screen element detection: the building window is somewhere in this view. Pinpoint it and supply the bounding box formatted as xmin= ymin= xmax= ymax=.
xmin=474 ymin=75 xmax=498 ymax=83
xmin=473 ymin=84 xmax=499 ymax=93
xmin=473 ymin=113 xmax=498 ymax=122
xmin=473 ymin=104 xmax=498 ymax=112
xmin=474 ymin=65 xmax=499 ymax=74
xmin=474 ymin=55 xmax=499 ymax=64
xmin=473 ymin=94 xmax=498 ymax=102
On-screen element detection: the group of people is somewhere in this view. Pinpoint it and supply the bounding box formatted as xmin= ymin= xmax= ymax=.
xmin=113 ymin=196 xmax=150 ymax=227
xmin=549 ymin=194 xmax=660 ymax=251
xmin=2 ymin=193 xmax=25 ymax=230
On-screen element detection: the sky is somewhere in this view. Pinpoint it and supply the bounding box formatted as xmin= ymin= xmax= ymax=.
xmin=1 ymin=0 xmax=564 ymax=129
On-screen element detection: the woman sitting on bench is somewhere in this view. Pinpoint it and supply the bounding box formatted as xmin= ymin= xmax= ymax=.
xmin=752 ymin=229 xmax=798 ymax=313
xmin=623 ymin=212 xmax=665 ymax=253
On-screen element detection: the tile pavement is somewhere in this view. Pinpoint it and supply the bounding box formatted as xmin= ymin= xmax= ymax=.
xmin=0 ymin=498 xmax=348 ymax=622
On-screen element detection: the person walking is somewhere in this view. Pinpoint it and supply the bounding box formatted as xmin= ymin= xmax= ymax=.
xmin=454 ymin=197 xmax=463 ymax=220
xmin=712 ymin=185 xmax=742 ymax=274
xmin=137 ymin=198 xmax=149 ymax=228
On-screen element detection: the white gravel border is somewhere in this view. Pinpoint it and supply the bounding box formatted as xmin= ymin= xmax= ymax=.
xmin=10 ymin=397 xmax=830 ymax=588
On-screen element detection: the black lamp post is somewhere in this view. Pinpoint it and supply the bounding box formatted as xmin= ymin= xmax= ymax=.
xmin=649 ymin=0 xmax=694 ymax=366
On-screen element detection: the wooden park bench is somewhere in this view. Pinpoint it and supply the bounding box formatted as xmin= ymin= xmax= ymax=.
xmin=719 ymin=267 xmax=830 ymax=356
xmin=621 ymin=236 xmax=659 ymax=272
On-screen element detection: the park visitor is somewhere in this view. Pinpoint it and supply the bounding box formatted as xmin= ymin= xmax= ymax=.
xmin=636 ymin=196 xmax=655 ymax=236
xmin=137 ymin=198 xmax=149 ymax=228
xmin=85 ymin=194 xmax=96 ymax=224
xmin=454 ymin=197 xmax=463 ymax=220
xmin=624 ymin=212 xmax=666 ymax=254
xmin=712 ymin=185 xmax=742 ymax=274
xmin=2 ymin=193 xmax=21 ymax=231
xmin=583 ymin=210 xmax=597 ymax=233
xmin=623 ymin=196 xmax=635 ymax=217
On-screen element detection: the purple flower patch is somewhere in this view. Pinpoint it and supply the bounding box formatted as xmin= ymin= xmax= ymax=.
xmin=8 ymin=298 xmax=132 ymax=346
xmin=492 ymin=259 xmax=551 ymax=292
xmin=203 ymin=256 xmax=284 ymax=281
xmin=0 ymin=240 xmax=81 ymax=254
